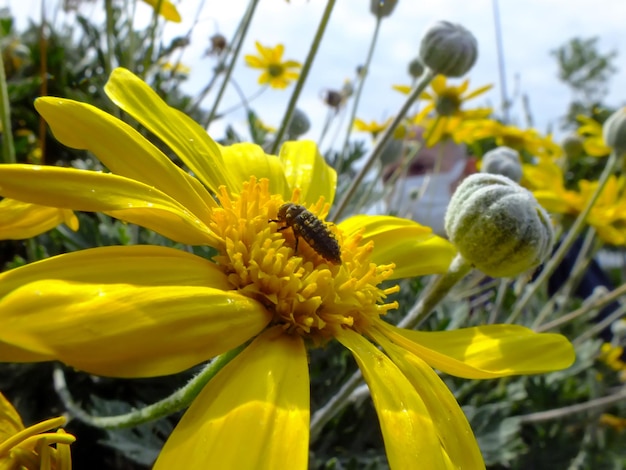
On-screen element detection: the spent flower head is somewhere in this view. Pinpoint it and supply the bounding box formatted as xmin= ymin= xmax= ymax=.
xmin=0 ymin=68 xmax=576 ymax=469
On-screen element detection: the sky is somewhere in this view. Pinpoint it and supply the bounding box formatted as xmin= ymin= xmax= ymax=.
xmin=4 ymin=0 xmax=626 ymax=147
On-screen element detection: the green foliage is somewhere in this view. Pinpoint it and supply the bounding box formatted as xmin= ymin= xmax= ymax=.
xmin=551 ymin=36 xmax=618 ymax=127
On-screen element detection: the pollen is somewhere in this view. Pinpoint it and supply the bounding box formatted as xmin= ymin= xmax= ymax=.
xmin=208 ymin=177 xmax=399 ymax=343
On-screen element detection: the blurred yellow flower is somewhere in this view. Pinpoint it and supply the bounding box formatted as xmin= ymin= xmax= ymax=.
xmin=0 ymin=68 xmax=576 ymax=470
xmin=599 ymin=343 xmax=626 ymax=374
xmin=159 ymin=61 xmax=191 ymax=76
xmin=0 ymin=392 xmax=74 ymax=469
xmin=599 ymin=413 xmax=626 ymax=432
xmin=577 ymin=115 xmax=611 ymax=157
xmin=141 ymin=0 xmax=181 ymax=22
xmin=244 ymin=42 xmax=301 ymax=89
xmin=353 ymin=117 xmax=392 ymax=139
xmin=462 ymin=119 xmax=562 ymax=160
xmin=398 ymin=75 xmax=492 ymax=146
xmin=0 ymin=198 xmax=78 ymax=240
xmin=524 ymin=160 xmax=626 ymax=245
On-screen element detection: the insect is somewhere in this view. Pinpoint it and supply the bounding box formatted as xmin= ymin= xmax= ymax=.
xmin=270 ymin=203 xmax=342 ymax=265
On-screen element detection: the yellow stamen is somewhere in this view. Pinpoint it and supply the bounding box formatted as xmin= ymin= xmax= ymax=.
xmin=209 ymin=177 xmax=399 ymax=343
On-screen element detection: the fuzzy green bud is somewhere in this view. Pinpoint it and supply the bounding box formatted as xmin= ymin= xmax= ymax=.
xmin=408 ymin=58 xmax=425 ymax=79
xmin=370 ymin=0 xmax=398 ymax=18
xmin=481 ymin=146 xmax=522 ymax=182
xmin=603 ymin=107 xmax=626 ymax=155
xmin=287 ymin=108 xmax=310 ymax=138
xmin=561 ymin=134 xmax=585 ymax=159
xmin=419 ymin=21 xmax=478 ymax=78
xmin=445 ymin=173 xmax=554 ymax=278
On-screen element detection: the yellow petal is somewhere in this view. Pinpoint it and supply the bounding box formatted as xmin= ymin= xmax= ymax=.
xmin=372 ymin=328 xmax=485 ymax=469
xmin=339 ymin=215 xmax=456 ymax=278
xmin=0 ymin=245 xmax=228 ymax=298
xmin=430 ymin=75 xmax=447 ymax=94
xmin=0 ymin=198 xmax=77 ymax=240
xmin=0 ymin=165 xmax=218 ymax=246
xmin=0 ymin=280 xmax=271 ymax=377
xmin=0 ymin=339 xmax=53 ymax=363
xmin=218 ymin=142 xmax=290 ymax=197
xmin=140 ymin=0 xmax=181 ymax=22
xmin=279 ymin=140 xmax=336 ymax=205
xmin=336 ymin=328 xmax=448 ymax=469
xmin=35 ymin=97 xmax=216 ymax=221
xmin=244 ymin=55 xmax=264 ymax=69
xmin=154 ymin=327 xmax=309 ymax=470
xmin=0 ymin=392 xmax=24 ymax=440
xmin=392 ymin=84 xmax=411 ymax=95
xmin=104 ymin=68 xmax=238 ymax=194
xmin=377 ymin=322 xmax=575 ymax=379
xmin=464 ymin=83 xmax=494 ymax=101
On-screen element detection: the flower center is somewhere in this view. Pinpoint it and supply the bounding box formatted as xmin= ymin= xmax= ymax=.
xmin=267 ymin=63 xmax=285 ymax=78
xmin=208 ymin=177 xmax=399 ymax=344
xmin=435 ymin=90 xmax=462 ymax=116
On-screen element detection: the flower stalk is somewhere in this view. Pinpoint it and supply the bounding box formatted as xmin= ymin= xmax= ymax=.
xmin=206 ymin=0 xmax=260 ymax=126
xmin=54 ymin=345 xmax=245 ymax=429
xmin=331 ymin=68 xmax=436 ymax=221
xmin=511 ymin=151 xmax=620 ymax=326
xmin=270 ymin=0 xmax=337 ymax=154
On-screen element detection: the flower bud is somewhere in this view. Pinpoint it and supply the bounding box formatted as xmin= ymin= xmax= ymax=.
xmin=603 ymin=107 xmax=626 ymax=155
xmin=321 ymin=89 xmax=344 ymax=110
xmin=561 ymin=134 xmax=584 ymax=159
xmin=287 ymin=108 xmax=310 ymax=137
xmin=445 ymin=173 xmax=554 ymax=278
xmin=408 ymin=58 xmax=425 ymax=79
xmin=481 ymin=146 xmax=522 ymax=182
xmin=370 ymin=0 xmax=398 ymax=18
xmin=208 ymin=34 xmax=227 ymax=55
xmin=419 ymin=21 xmax=478 ymax=78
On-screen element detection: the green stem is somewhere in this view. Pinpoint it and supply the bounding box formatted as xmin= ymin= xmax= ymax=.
xmin=0 ymin=40 xmax=15 ymax=164
xmin=531 ymin=227 xmax=594 ymax=326
xmin=310 ymin=367 xmax=363 ymax=443
xmin=399 ymin=254 xmax=473 ymax=330
xmin=53 ymin=345 xmax=245 ymax=429
xmin=572 ymin=302 xmax=626 ymax=347
xmin=509 ymin=151 xmax=619 ymax=325
xmin=205 ymin=0 xmax=259 ymax=127
xmin=330 ymin=69 xmax=435 ymax=222
xmin=141 ymin=0 xmax=164 ymax=78
xmin=487 ymin=278 xmax=509 ymax=324
xmin=517 ymin=385 xmax=626 ymax=424
xmin=270 ymin=0 xmax=336 ymax=155
xmin=104 ymin=0 xmax=115 ymax=77
xmin=336 ymin=15 xmax=382 ymax=171
xmin=536 ymin=282 xmax=624 ymax=333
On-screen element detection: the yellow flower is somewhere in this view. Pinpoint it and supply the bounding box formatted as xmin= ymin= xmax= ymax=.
xmin=244 ymin=42 xmax=301 ymax=89
xmin=141 ymin=0 xmax=181 ymax=22
xmin=159 ymin=60 xmax=191 ymax=76
xmin=0 ymin=68 xmax=575 ymax=469
xmin=404 ymin=75 xmax=492 ymax=146
xmin=494 ymin=123 xmax=562 ymax=160
xmin=522 ymin=160 xmax=626 ymax=245
xmin=577 ymin=114 xmax=611 ymax=157
xmin=599 ymin=413 xmax=626 ymax=432
xmin=0 ymin=392 xmax=74 ymax=469
xmin=353 ymin=117 xmax=392 ymax=140
xmin=0 ymin=198 xmax=78 ymax=240
xmin=522 ymin=159 xmax=582 ymax=215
